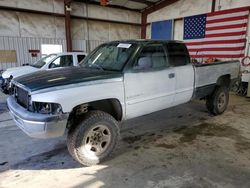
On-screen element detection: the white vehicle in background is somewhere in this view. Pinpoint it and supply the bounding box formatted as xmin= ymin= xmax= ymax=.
xmin=1 ymin=52 xmax=87 ymax=94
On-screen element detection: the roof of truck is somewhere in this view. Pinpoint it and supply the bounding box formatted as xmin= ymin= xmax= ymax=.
xmin=105 ymin=39 xmax=184 ymax=44
xmin=55 ymin=52 xmax=88 ymax=56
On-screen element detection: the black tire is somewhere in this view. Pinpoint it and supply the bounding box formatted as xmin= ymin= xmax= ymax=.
xmin=67 ymin=110 xmax=120 ymax=166
xmin=206 ymin=86 xmax=229 ymax=115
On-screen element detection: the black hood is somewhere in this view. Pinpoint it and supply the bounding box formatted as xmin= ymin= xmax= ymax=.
xmin=14 ymin=67 xmax=122 ymax=92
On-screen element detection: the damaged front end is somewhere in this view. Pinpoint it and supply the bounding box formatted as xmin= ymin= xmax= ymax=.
xmin=1 ymin=75 xmax=13 ymax=94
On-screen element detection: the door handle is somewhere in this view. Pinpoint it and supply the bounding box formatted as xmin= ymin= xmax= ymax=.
xmin=168 ymin=73 xmax=175 ymax=78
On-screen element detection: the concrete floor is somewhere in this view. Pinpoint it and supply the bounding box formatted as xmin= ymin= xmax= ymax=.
xmin=0 ymin=93 xmax=250 ymax=188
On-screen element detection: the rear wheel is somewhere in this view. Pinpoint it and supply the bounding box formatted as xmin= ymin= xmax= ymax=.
xmin=206 ymin=86 xmax=229 ymax=115
xmin=67 ymin=111 xmax=120 ymax=166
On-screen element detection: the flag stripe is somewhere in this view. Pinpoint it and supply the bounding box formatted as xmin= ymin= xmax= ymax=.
xmin=206 ymin=27 xmax=247 ymax=34
xmin=206 ymin=23 xmax=247 ymax=31
xmin=207 ymin=10 xmax=249 ymax=21
xmin=191 ymin=54 xmax=245 ymax=58
xmin=206 ymin=15 xmax=249 ymax=24
xmin=207 ymin=6 xmax=250 ymax=16
xmin=188 ymin=47 xmax=245 ymax=52
xmin=185 ymin=36 xmax=245 ymax=43
xmin=189 ymin=50 xmax=245 ymax=55
xmin=187 ymin=43 xmax=245 ymax=49
xmin=185 ymin=39 xmax=246 ymax=46
xmin=205 ymin=31 xmax=246 ymax=38
xmin=206 ymin=19 xmax=248 ymax=27
xmin=191 ymin=51 xmax=244 ymax=57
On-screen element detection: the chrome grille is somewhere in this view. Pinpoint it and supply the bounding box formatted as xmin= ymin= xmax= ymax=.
xmin=14 ymin=85 xmax=29 ymax=109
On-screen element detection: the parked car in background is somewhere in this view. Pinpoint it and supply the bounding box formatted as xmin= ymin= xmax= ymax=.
xmin=1 ymin=52 xmax=87 ymax=94
xmin=0 ymin=76 xmax=3 ymax=87
xmin=0 ymin=70 xmax=3 ymax=85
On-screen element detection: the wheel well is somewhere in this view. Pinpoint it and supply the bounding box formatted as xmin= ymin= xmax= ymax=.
xmin=67 ymin=99 xmax=123 ymax=129
xmin=216 ymin=74 xmax=231 ymax=88
xmin=88 ymin=99 xmax=123 ymax=121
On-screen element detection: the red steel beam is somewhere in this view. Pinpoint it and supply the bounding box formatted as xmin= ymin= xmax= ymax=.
xmin=130 ymin=0 xmax=154 ymax=6
xmin=0 ymin=5 xmax=65 ymax=17
xmin=0 ymin=6 xmax=140 ymax=26
xmin=141 ymin=12 xmax=147 ymax=39
xmin=211 ymin=0 xmax=216 ymax=12
xmin=65 ymin=0 xmax=73 ymax=5
xmin=64 ymin=0 xmax=72 ymax=52
xmin=74 ymin=0 xmax=140 ymax=11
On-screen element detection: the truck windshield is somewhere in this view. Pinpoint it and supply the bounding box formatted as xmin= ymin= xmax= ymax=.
xmin=31 ymin=54 xmax=57 ymax=68
xmin=80 ymin=43 xmax=137 ymax=71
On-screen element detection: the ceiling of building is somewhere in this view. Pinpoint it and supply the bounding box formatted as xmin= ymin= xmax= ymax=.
xmin=74 ymin=0 xmax=163 ymax=11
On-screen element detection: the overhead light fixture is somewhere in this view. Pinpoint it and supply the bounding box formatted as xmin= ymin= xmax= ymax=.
xmin=65 ymin=5 xmax=72 ymax=11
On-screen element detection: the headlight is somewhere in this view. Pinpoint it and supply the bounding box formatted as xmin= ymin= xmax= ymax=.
xmin=4 ymin=75 xmax=13 ymax=86
xmin=32 ymin=102 xmax=63 ymax=114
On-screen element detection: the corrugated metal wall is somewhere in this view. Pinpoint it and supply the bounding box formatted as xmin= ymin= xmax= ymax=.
xmin=0 ymin=36 xmax=66 ymax=70
xmin=72 ymin=40 xmax=108 ymax=53
xmin=0 ymin=37 xmax=110 ymax=70
xmin=0 ymin=1 xmax=141 ymax=70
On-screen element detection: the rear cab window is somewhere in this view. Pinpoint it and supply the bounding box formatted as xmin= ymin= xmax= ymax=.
xmin=166 ymin=42 xmax=190 ymax=67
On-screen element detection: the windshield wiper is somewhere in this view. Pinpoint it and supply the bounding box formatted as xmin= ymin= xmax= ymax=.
xmin=30 ymin=64 xmax=39 ymax=68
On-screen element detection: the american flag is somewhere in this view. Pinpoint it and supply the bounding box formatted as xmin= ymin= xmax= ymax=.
xmin=184 ymin=7 xmax=250 ymax=59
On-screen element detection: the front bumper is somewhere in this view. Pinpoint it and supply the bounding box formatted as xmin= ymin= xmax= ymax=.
xmin=7 ymin=96 xmax=69 ymax=139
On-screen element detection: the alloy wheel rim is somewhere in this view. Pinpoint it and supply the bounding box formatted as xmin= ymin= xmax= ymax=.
xmin=84 ymin=124 xmax=111 ymax=156
xmin=217 ymin=92 xmax=226 ymax=110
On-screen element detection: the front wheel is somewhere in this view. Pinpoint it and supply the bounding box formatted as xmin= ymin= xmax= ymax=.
xmin=67 ymin=111 xmax=120 ymax=166
xmin=206 ymin=86 xmax=229 ymax=115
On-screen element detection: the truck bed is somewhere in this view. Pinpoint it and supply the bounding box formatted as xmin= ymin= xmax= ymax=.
xmin=194 ymin=60 xmax=240 ymax=98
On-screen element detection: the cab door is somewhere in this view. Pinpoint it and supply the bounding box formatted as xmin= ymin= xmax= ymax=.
xmin=124 ymin=43 xmax=176 ymax=119
xmin=166 ymin=42 xmax=194 ymax=105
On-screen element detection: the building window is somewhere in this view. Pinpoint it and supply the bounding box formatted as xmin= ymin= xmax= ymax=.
xmin=41 ymin=44 xmax=62 ymax=57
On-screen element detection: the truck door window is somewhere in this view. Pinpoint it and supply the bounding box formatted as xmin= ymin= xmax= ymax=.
xmin=134 ymin=44 xmax=168 ymax=70
xmin=167 ymin=43 xmax=190 ymax=66
xmin=49 ymin=55 xmax=73 ymax=68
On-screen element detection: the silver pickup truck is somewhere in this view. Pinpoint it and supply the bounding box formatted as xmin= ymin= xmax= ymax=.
xmin=7 ymin=40 xmax=240 ymax=166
